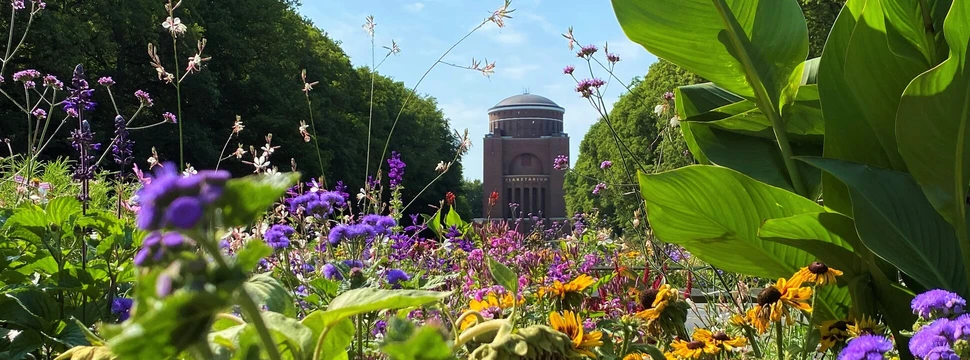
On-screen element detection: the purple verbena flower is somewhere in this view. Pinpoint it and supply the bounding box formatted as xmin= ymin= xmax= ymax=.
xmin=606 ymin=53 xmax=620 ymax=63
xmin=663 ymin=91 xmax=675 ymax=101
xmin=12 ymin=69 xmax=39 ymax=81
xmin=553 ymin=154 xmax=569 ymax=171
xmin=162 ymin=112 xmax=177 ymax=124
xmin=43 ymin=74 xmax=62 ymax=89
xmin=98 ymin=76 xmax=115 ymax=86
xmin=563 ymin=65 xmax=575 ymax=75
xmin=576 ymin=44 xmax=597 ymax=58
xmin=575 ymin=78 xmax=605 ymax=98
xmin=600 ymin=160 xmax=612 ymax=169
xmin=11 ymin=0 xmax=24 ymax=10
xmin=135 ymin=90 xmax=154 ymax=107
xmin=592 ymin=182 xmax=606 ymax=195
xmin=32 ymin=108 xmax=46 ymax=119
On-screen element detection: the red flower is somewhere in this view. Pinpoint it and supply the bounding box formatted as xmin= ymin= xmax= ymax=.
xmin=445 ymin=191 xmax=456 ymax=205
xmin=489 ymin=191 xmax=499 ymax=206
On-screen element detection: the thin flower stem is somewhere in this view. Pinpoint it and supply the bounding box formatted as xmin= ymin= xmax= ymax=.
xmin=5 ymin=11 xmax=34 ymax=65
xmin=305 ymin=93 xmax=325 ymax=187
xmin=127 ymin=120 xmax=168 ymax=130
xmin=106 ymin=87 xmax=121 ymax=115
xmin=33 ymin=115 xmax=68 ymax=157
xmin=775 ymin=320 xmax=785 ymax=359
xmin=2 ymin=7 xmax=16 ymax=74
xmin=376 ymin=21 xmax=486 ymax=177
xmin=214 ymin=131 xmax=234 ymax=171
xmin=0 ymin=87 xmax=27 ymax=112
xmin=401 ymin=149 xmax=462 ymax=212
xmin=94 ymin=105 xmax=146 ymax=167
xmin=172 ymin=36 xmax=185 ymax=170
xmin=364 ymin=34 xmax=375 ymax=188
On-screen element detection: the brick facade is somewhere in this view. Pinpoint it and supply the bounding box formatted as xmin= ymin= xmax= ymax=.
xmin=482 ymin=94 xmax=569 ymax=220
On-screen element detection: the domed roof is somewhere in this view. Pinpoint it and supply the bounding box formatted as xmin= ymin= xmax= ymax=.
xmin=488 ymin=93 xmax=564 ymax=113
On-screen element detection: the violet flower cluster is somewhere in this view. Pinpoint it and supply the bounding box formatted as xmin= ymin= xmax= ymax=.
xmin=63 ymin=65 xmax=97 ymax=118
xmin=907 ymin=289 xmax=970 ymax=359
xmin=264 ymin=224 xmax=295 ymax=250
xmin=387 ymin=151 xmax=406 ymax=189
xmin=112 ymin=115 xmax=134 ymax=166
xmin=289 ymin=189 xmax=345 ymax=218
xmin=133 ymin=231 xmax=190 ymax=267
xmin=838 ymin=334 xmax=893 ymax=360
xmin=322 ymin=260 xmax=364 ymax=281
xmin=135 ymin=162 xmax=230 ymax=230
xmin=327 ymin=214 xmax=395 ymax=246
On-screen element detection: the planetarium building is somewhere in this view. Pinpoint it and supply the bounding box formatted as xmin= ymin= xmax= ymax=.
xmin=482 ymin=93 xmax=569 ymax=220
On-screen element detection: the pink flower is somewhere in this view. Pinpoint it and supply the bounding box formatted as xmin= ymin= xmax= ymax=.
xmin=563 ymin=65 xmax=575 ymax=75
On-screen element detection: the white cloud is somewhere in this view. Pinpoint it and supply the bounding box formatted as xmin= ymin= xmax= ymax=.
xmin=522 ymin=13 xmax=559 ymax=36
xmin=492 ymin=28 xmax=527 ymax=45
xmin=404 ymin=2 xmax=425 ymax=13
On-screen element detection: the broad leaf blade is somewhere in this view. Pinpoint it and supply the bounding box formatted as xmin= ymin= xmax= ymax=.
xmin=215 ymin=173 xmax=300 ymax=227
xmin=759 ymin=212 xmax=862 ymax=278
xmin=611 ymin=0 xmax=808 ymax=114
xmin=801 ymin=157 xmax=969 ymax=295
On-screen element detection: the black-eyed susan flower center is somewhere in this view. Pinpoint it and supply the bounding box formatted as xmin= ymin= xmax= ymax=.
xmin=713 ymin=332 xmax=730 ymax=341
xmin=639 ymin=288 xmax=659 ymax=309
xmin=686 ymin=340 xmax=705 ymax=350
xmin=831 ymin=320 xmax=848 ymax=332
xmin=757 ymin=286 xmax=782 ymax=306
xmin=808 ymin=261 xmax=829 ymax=274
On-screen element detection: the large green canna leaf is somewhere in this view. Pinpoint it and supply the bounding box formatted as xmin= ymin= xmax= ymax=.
xmin=818 ymin=0 xmax=888 ymax=214
xmin=759 ymin=212 xmax=862 ymax=279
xmin=841 ymin=0 xmax=933 ymax=171
xmin=896 ymin=0 xmax=970 ymax=282
xmin=882 ymin=0 xmax=950 ymax=66
xmin=611 ymin=0 xmax=808 ymax=116
xmin=801 ymin=157 xmax=969 ymax=296
xmin=638 ymin=165 xmax=848 ymax=318
xmin=684 ymin=85 xmax=823 ymax=142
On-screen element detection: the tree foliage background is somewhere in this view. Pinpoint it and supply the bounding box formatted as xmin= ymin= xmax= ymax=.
xmin=564 ymin=0 xmax=845 ymax=233
xmin=0 ymin=0 xmax=465 ymax=218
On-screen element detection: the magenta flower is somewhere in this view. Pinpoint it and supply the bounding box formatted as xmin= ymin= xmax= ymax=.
xmin=607 ymin=53 xmax=620 ymax=63
xmin=134 ymin=90 xmax=154 ymax=107
xmin=563 ymin=65 xmax=575 ymax=75
xmin=162 ymin=112 xmax=177 ymax=124
xmin=553 ymin=154 xmax=569 ymax=170
xmin=576 ymin=44 xmax=597 ymax=58
xmin=11 ymin=0 xmax=24 ymax=10
xmin=600 ymin=160 xmax=612 ymax=169
xmin=592 ymin=182 xmax=606 ymax=195
xmin=32 ymin=108 xmax=46 ymax=119
xmin=97 ymin=77 xmax=115 ymax=86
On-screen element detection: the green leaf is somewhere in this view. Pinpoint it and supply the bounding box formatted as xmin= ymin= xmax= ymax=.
xmin=817 ymin=0 xmax=893 ymax=214
xmin=801 ymin=157 xmax=968 ymax=294
xmin=841 ymin=0 xmax=931 ymax=171
xmin=46 ymin=197 xmax=81 ymax=227
xmin=307 ymin=288 xmax=450 ymax=329
xmin=105 ymin=290 xmax=226 ymax=360
xmin=881 ymin=0 xmax=949 ymax=66
xmin=53 ymin=345 xmax=117 ymax=360
xmin=896 ymin=0 xmax=970 ymax=238
xmin=759 ymin=212 xmax=863 ymax=278
xmin=4 ymin=208 xmax=47 ymax=244
xmin=488 ymin=258 xmax=518 ymax=295
xmin=683 ymin=85 xmax=823 ymax=142
xmin=242 ymin=273 xmax=296 ymax=318
xmin=637 ymin=165 xmax=847 ymax=318
xmin=381 ymin=325 xmax=452 ymax=360
xmin=215 ymin=172 xmax=300 ymax=227
xmin=311 ymin=317 xmax=353 ymax=360
xmin=612 ymin=0 xmax=808 ymax=115
xmin=234 ymin=241 xmax=272 ymax=273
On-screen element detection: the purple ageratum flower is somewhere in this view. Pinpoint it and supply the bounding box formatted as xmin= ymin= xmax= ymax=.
xmin=600 ymin=160 xmax=612 ymax=169
xmin=98 ymin=76 xmax=115 ymax=86
xmin=563 ymin=65 xmax=575 ymax=75
xmin=112 ymin=115 xmax=134 ymax=166
xmin=926 ymin=346 xmax=960 ymax=360
xmin=135 ymin=162 xmax=230 ymax=231
xmin=264 ymin=224 xmax=295 ymax=250
xmin=913 ymin=289 xmax=967 ymax=320
xmin=837 ymin=335 xmax=893 ymax=360
xmin=133 ymin=231 xmax=189 ymax=267
xmin=362 ymin=214 xmax=396 ymax=235
xmin=372 ymin=320 xmax=387 ymax=336
xmin=387 ymin=151 xmax=406 ymax=189
xmin=592 ymin=182 xmax=606 ymax=195
xmin=386 ymin=269 xmax=410 ymax=288
xmin=576 ymin=44 xmax=597 ymax=58
xmin=327 ymin=223 xmax=377 ymax=246
xmin=910 ymin=319 xmax=953 ymax=358
xmin=111 ymin=297 xmax=133 ymax=321
xmin=162 ymin=112 xmax=177 ymax=124
xmin=134 ymin=90 xmax=154 ymax=107
xmin=322 ymin=263 xmax=341 ymax=280
xmin=553 ymin=154 xmax=569 ymax=170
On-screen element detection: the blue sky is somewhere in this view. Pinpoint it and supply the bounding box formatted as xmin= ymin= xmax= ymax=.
xmin=299 ymin=0 xmax=658 ymax=180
